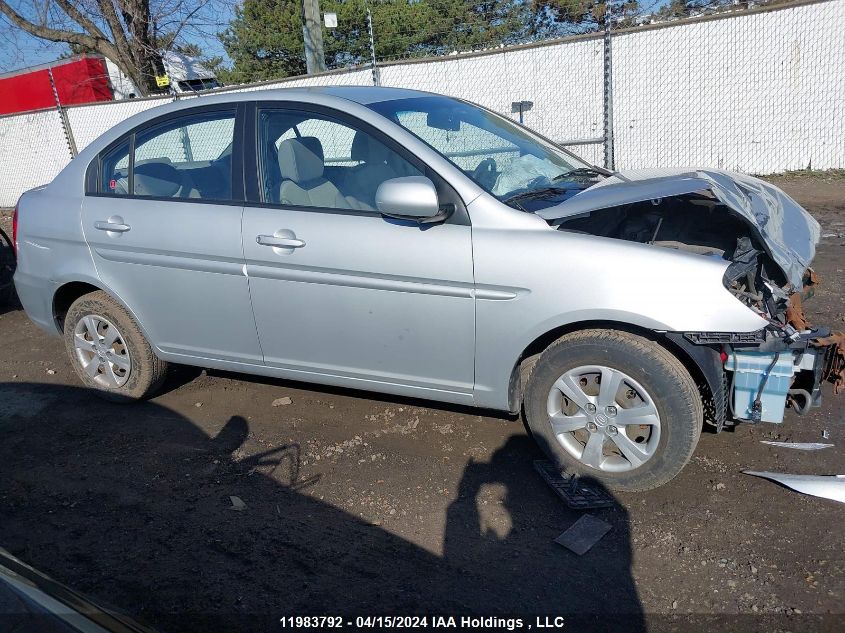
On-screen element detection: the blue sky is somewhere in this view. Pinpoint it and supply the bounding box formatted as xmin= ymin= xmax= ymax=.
xmin=0 ymin=0 xmax=677 ymax=75
xmin=0 ymin=1 xmax=235 ymax=74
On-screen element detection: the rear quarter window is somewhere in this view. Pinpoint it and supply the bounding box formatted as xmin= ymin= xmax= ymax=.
xmin=100 ymin=140 xmax=130 ymax=194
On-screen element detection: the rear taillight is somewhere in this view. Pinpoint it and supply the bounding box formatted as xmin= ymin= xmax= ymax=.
xmin=11 ymin=203 xmax=18 ymax=255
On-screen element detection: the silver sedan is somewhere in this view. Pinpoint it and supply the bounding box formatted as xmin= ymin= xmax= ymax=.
xmin=13 ymin=87 xmax=839 ymax=491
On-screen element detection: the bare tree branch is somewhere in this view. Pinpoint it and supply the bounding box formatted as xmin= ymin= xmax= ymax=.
xmin=97 ymin=0 xmax=131 ymax=54
xmin=1 ymin=0 xmax=232 ymax=94
xmin=159 ymin=0 xmax=209 ymax=49
xmin=0 ymin=1 xmax=100 ymax=50
xmin=53 ymin=0 xmax=108 ymax=41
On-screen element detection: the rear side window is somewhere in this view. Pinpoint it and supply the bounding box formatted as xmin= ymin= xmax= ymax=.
xmin=96 ymin=110 xmax=236 ymax=201
xmin=133 ymin=113 xmax=235 ymax=200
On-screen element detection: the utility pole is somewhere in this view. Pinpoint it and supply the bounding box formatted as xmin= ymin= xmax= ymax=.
xmin=301 ymin=0 xmax=327 ymax=74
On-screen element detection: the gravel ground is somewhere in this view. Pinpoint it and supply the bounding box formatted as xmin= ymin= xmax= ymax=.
xmin=0 ymin=175 xmax=843 ymax=632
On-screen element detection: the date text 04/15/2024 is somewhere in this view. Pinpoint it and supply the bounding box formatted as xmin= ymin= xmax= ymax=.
xmin=278 ymin=616 xmax=567 ymax=629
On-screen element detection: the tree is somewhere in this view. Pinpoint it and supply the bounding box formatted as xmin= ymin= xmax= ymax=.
xmin=219 ymin=0 xmax=306 ymax=82
xmin=532 ymin=0 xmax=641 ymax=36
xmin=0 ymin=0 xmax=232 ymax=95
xmin=219 ymin=0 xmax=540 ymax=84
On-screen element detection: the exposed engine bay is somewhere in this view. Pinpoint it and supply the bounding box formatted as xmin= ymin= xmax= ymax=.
xmin=555 ymin=193 xmax=790 ymax=318
xmin=553 ymin=192 xmax=845 ymax=428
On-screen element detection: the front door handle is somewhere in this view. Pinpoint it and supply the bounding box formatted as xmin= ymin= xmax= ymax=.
xmin=256 ymin=235 xmax=306 ymax=248
xmin=94 ymin=217 xmax=131 ymax=233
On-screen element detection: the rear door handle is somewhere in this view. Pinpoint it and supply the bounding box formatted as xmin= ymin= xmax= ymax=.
xmin=256 ymin=235 xmax=306 ymax=248
xmin=94 ymin=220 xmax=131 ymax=233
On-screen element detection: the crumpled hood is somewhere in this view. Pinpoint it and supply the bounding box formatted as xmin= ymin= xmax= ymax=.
xmin=538 ymin=168 xmax=821 ymax=289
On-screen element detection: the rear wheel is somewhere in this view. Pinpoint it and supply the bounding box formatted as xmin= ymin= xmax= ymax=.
xmin=63 ymin=291 xmax=168 ymax=402
xmin=523 ymin=329 xmax=702 ymax=492
xmin=0 ymin=227 xmax=14 ymax=306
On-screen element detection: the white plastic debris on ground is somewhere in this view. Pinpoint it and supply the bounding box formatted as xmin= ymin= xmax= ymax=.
xmin=744 ymin=472 xmax=845 ymax=504
xmin=760 ymin=441 xmax=834 ymax=450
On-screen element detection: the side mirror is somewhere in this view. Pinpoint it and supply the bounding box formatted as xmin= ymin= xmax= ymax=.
xmin=375 ymin=176 xmax=449 ymax=224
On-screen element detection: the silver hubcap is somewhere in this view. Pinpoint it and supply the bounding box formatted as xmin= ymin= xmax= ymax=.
xmin=547 ymin=365 xmax=661 ymax=472
xmin=73 ymin=315 xmax=131 ymax=388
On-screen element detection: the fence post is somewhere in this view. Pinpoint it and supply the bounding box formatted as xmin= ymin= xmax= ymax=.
xmin=602 ymin=1 xmax=615 ymax=170
xmin=367 ymin=7 xmax=380 ymax=86
xmin=47 ymin=67 xmax=78 ymax=159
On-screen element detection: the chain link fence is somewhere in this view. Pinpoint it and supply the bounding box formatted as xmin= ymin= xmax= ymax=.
xmin=1 ymin=0 xmax=842 ymax=206
xmin=610 ymin=0 xmax=844 ymax=173
xmin=0 ymin=109 xmax=71 ymax=205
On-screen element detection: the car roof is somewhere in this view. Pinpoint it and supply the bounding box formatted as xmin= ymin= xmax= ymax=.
xmin=303 ymin=85 xmax=436 ymax=104
xmin=163 ymin=85 xmax=438 ymax=108
xmin=52 ymin=84 xmax=475 ymax=197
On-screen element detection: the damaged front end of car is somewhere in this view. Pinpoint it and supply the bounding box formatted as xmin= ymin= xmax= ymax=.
xmin=539 ymin=168 xmax=844 ymax=430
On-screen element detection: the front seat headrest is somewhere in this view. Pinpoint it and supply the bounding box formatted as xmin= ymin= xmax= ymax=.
xmin=351 ymin=131 xmax=389 ymax=164
xmin=278 ymin=137 xmax=324 ymax=184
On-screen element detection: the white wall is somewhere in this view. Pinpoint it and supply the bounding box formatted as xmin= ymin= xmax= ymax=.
xmin=378 ymin=37 xmax=605 ymax=153
xmin=0 ymin=110 xmax=72 ymax=207
xmin=611 ymin=0 xmax=845 ymax=172
xmin=0 ymin=0 xmax=842 ymax=206
xmin=66 ymin=98 xmax=172 ymax=150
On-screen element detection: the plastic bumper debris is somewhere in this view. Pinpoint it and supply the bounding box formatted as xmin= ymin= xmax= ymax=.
xmin=744 ymin=471 xmax=845 ymax=504
xmin=760 ymin=441 xmax=833 ymax=450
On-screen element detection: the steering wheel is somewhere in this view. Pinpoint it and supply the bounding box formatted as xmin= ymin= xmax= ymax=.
xmin=472 ymin=157 xmax=498 ymax=190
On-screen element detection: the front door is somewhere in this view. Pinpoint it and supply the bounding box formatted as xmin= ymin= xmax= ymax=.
xmin=241 ymin=106 xmax=475 ymax=402
xmin=82 ymin=107 xmax=262 ymax=364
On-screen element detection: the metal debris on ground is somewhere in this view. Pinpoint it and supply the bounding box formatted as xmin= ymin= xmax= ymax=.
xmin=760 ymin=441 xmax=834 ymax=450
xmin=555 ymin=514 xmax=613 ymax=555
xmin=534 ymin=460 xmax=615 ymax=509
xmin=744 ymin=471 xmax=845 ymax=504
xmin=229 ymin=496 xmax=246 ymax=511
xmin=823 ymin=429 xmax=830 ymax=439
xmin=814 ymin=332 xmax=845 ymax=394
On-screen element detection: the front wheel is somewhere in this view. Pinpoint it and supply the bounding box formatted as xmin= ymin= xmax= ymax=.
xmin=63 ymin=291 xmax=168 ymax=402
xmin=523 ymin=329 xmax=703 ymax=492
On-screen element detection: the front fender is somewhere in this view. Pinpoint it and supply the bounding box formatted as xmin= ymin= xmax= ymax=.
xmin=471 ymin=225 xmax=767 ymax=410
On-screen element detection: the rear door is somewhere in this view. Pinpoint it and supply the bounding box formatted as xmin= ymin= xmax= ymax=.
xmin=241 ymin=103 xmax=476 ymax=403
xmin=82 ymin=104 xmax=262 ymax=364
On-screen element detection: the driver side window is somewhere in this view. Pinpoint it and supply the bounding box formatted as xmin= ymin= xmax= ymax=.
xmin=257 ymin=109 xmax=422 ymax=211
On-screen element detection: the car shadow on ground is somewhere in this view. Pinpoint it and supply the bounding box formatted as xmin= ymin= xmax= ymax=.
xmin=0 ymin=382 xmax=645 ymax=631
xmin=0 ymin=293 xmax=19 ymax=317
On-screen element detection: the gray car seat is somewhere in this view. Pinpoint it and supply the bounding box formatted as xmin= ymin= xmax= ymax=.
xmin=278 ymin=137 xmax=370 ymax=210
xmin=132 ymin=160 xmax=199 ymax=198
xmin=344 ymin=132 xmax=402 ymax=207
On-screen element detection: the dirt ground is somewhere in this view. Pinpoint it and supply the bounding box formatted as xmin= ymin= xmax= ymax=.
xmin=0 ymin=174 xmax=843 ymax=631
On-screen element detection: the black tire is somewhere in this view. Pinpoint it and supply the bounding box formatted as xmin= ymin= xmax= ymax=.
xmin=523 ymin=329 xmax=703 ymax=492
xmin=0 ymin=280 xmax=12 ymax=307
xmin=0 ymin=227 xmax=14 ymax=306
xmin=63 ymin=291 xmax=168 ymax=402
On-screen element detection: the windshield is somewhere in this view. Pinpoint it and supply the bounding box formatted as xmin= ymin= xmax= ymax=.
xmin=367 ymin=95 xmax=602 ymax=211
xmin=178 ymin=78 xmax=220 ymax=92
